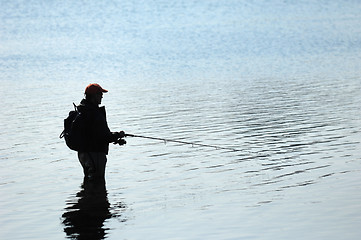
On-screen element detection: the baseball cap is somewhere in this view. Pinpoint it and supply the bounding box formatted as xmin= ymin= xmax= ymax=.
xmin=85 ymin=83 xmax=108 ymax=94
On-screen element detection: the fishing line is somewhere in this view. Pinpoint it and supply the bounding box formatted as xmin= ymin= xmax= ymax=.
xmin=125 ymin=134 xmax=241 ymax=152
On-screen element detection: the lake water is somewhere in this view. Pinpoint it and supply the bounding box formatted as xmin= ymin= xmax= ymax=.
xmin=1 ymin=0 xmax=361 ymax=239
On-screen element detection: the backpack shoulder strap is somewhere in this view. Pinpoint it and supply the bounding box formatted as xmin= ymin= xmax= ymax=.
xmin=59 ymin=103 xmax=79 ymax=139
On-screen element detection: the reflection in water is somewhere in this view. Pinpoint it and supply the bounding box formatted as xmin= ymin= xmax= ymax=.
xmin=62 ymin=180 xmax=126 ymax=239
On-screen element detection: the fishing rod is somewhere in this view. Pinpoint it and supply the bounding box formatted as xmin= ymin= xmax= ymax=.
xmin=124 ymin=133 xmax=241 ymax=152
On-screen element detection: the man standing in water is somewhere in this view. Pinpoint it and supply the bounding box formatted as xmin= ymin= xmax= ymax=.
xmin=77 ymin=83 xmax=126 ymax=181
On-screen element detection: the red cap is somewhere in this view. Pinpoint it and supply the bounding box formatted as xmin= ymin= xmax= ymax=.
xmin=85 ymin=83 xmax=108 ymax=94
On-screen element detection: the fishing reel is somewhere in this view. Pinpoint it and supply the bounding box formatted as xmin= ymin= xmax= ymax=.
xmin=113 ymin=138 xmax=126 ymax=146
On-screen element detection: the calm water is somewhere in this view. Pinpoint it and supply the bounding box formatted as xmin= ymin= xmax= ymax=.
xmin=1 ymin=0 xmax=361 ymax=239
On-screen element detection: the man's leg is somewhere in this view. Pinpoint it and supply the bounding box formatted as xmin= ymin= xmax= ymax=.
xmin=78 ymin=152 xmax=94 ymax=179
xmin=78 ymin=152 xmax=107 ymax=180
xmin=91 ymin=152 xmax=107 ymax=179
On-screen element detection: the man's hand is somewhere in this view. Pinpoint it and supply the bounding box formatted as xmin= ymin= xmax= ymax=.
xmin=118 ymin=131 xmax=125 ymax=138
xmin=110 ymin=131 xmax=125 ymax=143
xmin=113 ymin=138 xmax=126 ymax=146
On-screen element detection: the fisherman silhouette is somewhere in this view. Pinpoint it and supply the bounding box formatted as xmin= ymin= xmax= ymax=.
xmin=76 ymin=83 xmax=126 ymax=181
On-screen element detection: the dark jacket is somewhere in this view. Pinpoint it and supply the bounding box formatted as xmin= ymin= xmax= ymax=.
xmin=77 ymin=99 xmax=118 ymax=154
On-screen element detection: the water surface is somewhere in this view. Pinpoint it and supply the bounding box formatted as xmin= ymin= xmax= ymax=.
xmin=1 ymin=0 xmax=361 ymax=239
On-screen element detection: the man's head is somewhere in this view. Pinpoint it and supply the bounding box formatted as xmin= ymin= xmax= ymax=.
xmin=85 ymin=83 xmax=108 ymax=105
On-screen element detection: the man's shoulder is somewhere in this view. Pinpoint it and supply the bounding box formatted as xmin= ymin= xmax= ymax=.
xmin=78 ymin=99 xmax=98 ymax=112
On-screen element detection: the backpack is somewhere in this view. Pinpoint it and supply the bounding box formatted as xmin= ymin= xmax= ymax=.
xmin=59 ymin=103 xmax=86 ymax=151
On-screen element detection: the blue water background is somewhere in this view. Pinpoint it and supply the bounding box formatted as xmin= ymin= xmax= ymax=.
xmin=1 ymin=0 xmax=361 ymax=239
